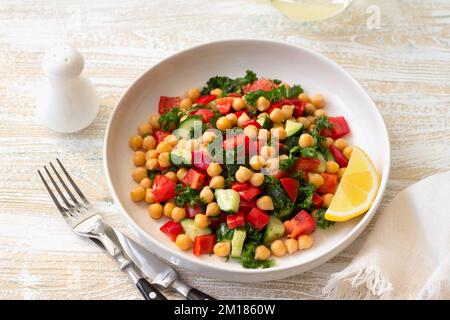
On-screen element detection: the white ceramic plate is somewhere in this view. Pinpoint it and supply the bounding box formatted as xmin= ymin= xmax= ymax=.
xmin=104 ymin=39 xmax=390 ymax=282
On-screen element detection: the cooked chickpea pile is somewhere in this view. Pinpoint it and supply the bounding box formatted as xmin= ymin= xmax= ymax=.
xmin=127 ymin=72 xmax=353 ymax=268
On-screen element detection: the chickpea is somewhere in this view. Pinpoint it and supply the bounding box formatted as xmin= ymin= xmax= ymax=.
xmin=343 ymin=146 xmax=353 ymax=160
xmin=164 ymin=134 xmax=178 ymax=147
xmin=235 ymin=166 xmax=252 ymax=183
xmin=258 ymin=128 xmax=270 ymax=141
xmin=255 ymin=245 xmax=271 ymax=260
xmin=298 ymin=234 xmax=314 ymax=250
xmin=250 ymin=172 xmax=265 ymax=187
xmin=296 ymin=117 xmax=310 ymax=128
xmin=237 ymin=113 xmax=251 ymax=128
xmin=260 ymin=145 xmax=276 ymax=159
xmin=148 ymin=203 xmax=163 ymax=219
xmin=202 ymin=131 xmax=216 ymax=145
xmin=310 ymin=93 xmax=325 ymax=109
xmin=243 ymin=125 xmax=258 ymax=140
xmin=266 ymin=158 xmax=280 ymax=172
xmin=130 ymin=186 xmax=145 ymax=202
xmin=145 ymin=188 xmax=155 ymax=203
xmin=314 ymin=109 xmax=327 ymax=118
xmin=138 ymin=123 xmax=153 ymax=136
xmin=270 ymin=240 xmax=287 ymax=257
xmin=163 ymin=202 xmax=176 ymax=218
xmin=306 ymin=116 xmax=316 ymax=126
xmin=249 ymin=155 xmax=266 ymax=171
xmin=326 ymin=161 xmax=339 ymax=174
xmin=256 ymin=196 xmax=274 ymax=211
xmin=323 ymin=193 xmax=334 ymax=208
xmin=187 ymin=88 xmax=201 ymax=101
xmin=142 ymin=135 xmax=156 ymax=151
xmin=156 ymin=141 xmax=172 ymax=153
xmin=308 ymin=124 xmax=316 ymax=131
xmin=171 ymin=207 xmax=186 ymax=222
xmin=322 ymin=137 xmax=334 ymax=148
xmin=146 ymin=149 xmax=159 ymax=160
xmin=270 ymin=127 xmax=287 ymax=141
xmin=308 ymin=173 xmax=325 ymax=187
xmin=338 ymin=168 xmax=346 ymax=180
xmin=216 ymin=116 xmax=231 ymax=131
xmin=299 ymin=133 xmax=315 ymax=148
xmin=132 ymin=167 xmax=148 ymax=183
xmin=145 ymin=158 xmax=159 ymax=170
xmin=256 ymin=96 xmax=270 ymax=112
xmin=200 ymin=187 xmax=214 ymax=203
xmin=176 ymin=168 xmax=188 ymax=181
xmin=207 ymin=163 xmax=222 ymax=177
xmin=281 ymin=104 xmax=294 ymax=119
xmin=175 ymin=234 xmax=193 ymax=250
xmin=209 ymin=175 xmax=225 ymax=189
xmin=232 ymin=97 xmax=246 ymax=111
xmin=305 ymin=103 xmax=316 ymax=115
xmin=210 ymin=88 xmax=223 ymax=97
xmin=206 ymin=202 xmax=220 ymax=217
xmin=158 ymin=152 xmax=171 ymax=168
xmin=334 ymin=138 xmax=348 ymax=151
xmin=164 ymin=171 xmax=177 ymax=182
xmin=297 ymin=92 xmax=309 ymax=102
xmin=225 ymin=113 xmax=238 ymax=127
xmin=269 ymin=108 xmax=285 ymax=124
xmin=179 ymin=98 xmax=192 ymax=110
xmin=148 ymin=114 xmax=160 ymax=129
xmin=139 ymin=177 xmax=151 ymax=189
xmin=279 ymin=154 xmax=289 ymax=161
xmin=258 ymin=112 xmax=269 ymax=119
xmin=194 ymin=214 xmax=209 ymax=229
xmin=214 ymin=241 xmax=231 ymax=257
xmin=133 ymin=151 xmax=146 ymax=166
xmin=129 ymin=135 xmax=143 ymax=151
xmin=285 ymin=238 xmax=299 ymax=254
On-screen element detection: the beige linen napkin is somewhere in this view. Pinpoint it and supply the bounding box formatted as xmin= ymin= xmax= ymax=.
xmin=324 ymin=171 xmax=450 ymax=299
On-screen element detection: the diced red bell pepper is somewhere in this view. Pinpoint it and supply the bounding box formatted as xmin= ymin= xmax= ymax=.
xmin=153 ymin=129 xmax=171 ymax=145
xmin=158 ymin=96 xmax=180 ymax=114
xmin=185 ymin=204 xmax=204 ymax=218
xmin=208 ymin=212 xmax=227 ymax=230
xmin=273 ymin=170 xmax=287 ymax=179
xmin=239 ymin=198 xmax=256 ymax=214
xmin=231 ymin=182 xmax=251 ymax=192
xmin=231 ymin=182 xmax=261 ymax=201
xmin=246 ymin=208 xmax=270 ymax=230
xmin=329 ymin=144 xmax=349 ymax=167
xmin=317 ymin=173 xmax=338 ymax=194
xmin=313 ymin=193 xmax=324 ymax=208
xmin=280 ymin=178 xmax=299 ymax=203
xmin=234 ymin=110 xmax=248 ymax=118
xmin=293 ymin=100 xmax=307 ymax=118
xmin=294 ymin=158 xmax=321 ymax=171
xmin=190 ymin=108 xmax=215 ymax=123
xmin=182 ymin=168 xmax=206 ymax=190
xmin=242 ymin=119 xmax=262 ymax=129
xmin=160 ymin=221 xmax=184 ymax=241
xmin=242 ymin=79 xmax=277 ymax=94
xmin=326 ymin=116 xmax=350 ymax=139
xmin=284 ymin=210 xmax=316 ymax=239
xmin=226 ymin=212 xmax=246 ymax=230
xmin=215 ymin=97 xmax=233 ymax=115
xmin=195 ymin=94 xmax=217 ymax=106
xmin=192 ymin=151 xmax=212 ymax=171
xmin=193 ymin=234 xmax=216 ymax=256
xmin=152 ymin=175 xmax=176 ymax=202
xmin=227 ymin=92 xmax=242 ymax=98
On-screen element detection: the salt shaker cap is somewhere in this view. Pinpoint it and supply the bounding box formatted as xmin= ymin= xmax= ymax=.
xmin=42 ymin=46 xmax=84 ymax=80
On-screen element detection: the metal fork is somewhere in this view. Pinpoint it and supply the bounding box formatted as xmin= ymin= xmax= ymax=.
xmin=38 ymin=159 xmax=167 ymax=300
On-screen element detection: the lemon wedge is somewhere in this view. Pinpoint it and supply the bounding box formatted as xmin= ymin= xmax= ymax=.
xmin=325 ymin=146 xmax=380 ymax=222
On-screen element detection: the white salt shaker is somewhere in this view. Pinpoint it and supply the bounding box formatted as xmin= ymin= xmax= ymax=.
xmin=36 ymin=46 xmax=99 ymax=133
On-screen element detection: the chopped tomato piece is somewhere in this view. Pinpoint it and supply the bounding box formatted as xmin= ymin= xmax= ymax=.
xmin=312 ymin=193 xmax=323 ymax=208
xmin=234 ymin=110 xmax=248 ymax=118
xmin=185 ymin=204 xmax=204 ymax=218
xmin=226 ymin=212 xmax=245 ymax=229
xmin=152 ymin=175 xmax=176 ymax=202
xmin=231 ymin=182 xmax=251 ymax=192
xmin=182 ymin=168 xmax=206 ymax=190
xmin=153 ymin=129 xmax=171 ymax=144
xmin=195 ymin=94 xmax=217 ymax=105
xmin=246 ymin=208 xmax=270 ymax=230
xmin=193 ymin=234 xmax=216 ymax=256
xmin=294 ymin=158 xmax=321 ymax=171
xmin=243 ymin=79 xmax=277 ymax=94
xmin=326 ymin=116 xmax=350 ymax=139
xmin=192 ymin=151 xmax=212 ymax=171
xmin=242 ymin=119 xmax=262 ymax=129
xmin=191 ymin=108 xmax=215 ymax=123
xmin=273 ymin=170 xmax=287 ymax=179
xmin=239 ymin=186 xmax=261 ymax=201
xmin=292 ymin=100 xmax=307 ymax=118
xmin=227 ymin=92 xmax=242 ymax=98
xmin=329 ymin=145 xmax=348 ymax=167
xmin=317 ymin=173 xmax=338 ymax=194
xmin=158 ymin=96 xmax=180 ymax=114
xmin=239 ymin=197 xmax=256 ymax=214
xmin=215 ymin=97 xmax=233 ymax=115
xmin=280 ymin=178 xmax=299 ymax=202
xmin=284 ymin=210 xmax=316 ymax=239
xmin=160 ymin=221 xmax=184 ymax=241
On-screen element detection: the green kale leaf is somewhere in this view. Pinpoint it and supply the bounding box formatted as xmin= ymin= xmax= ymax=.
xmin=200 ymin=70 xmax=258 ymax=95
xmin=240 ymin=241 xmax=275 ymax=269
xmin=158 ymin=107 xmax=182 ymax=131
xmin=297 ymin=183 xmax=316 ymax=211
xmin=314 ymin=208 xmax=336 ymax=229
xmin=175 ymin=184 xmax=203 ymax=208
xmin=216 ymin=223 xmax=234 ymax=241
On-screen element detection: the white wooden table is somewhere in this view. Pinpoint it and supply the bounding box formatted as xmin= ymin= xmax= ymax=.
xmin=1 ymin=0 xmax=449 ymax=299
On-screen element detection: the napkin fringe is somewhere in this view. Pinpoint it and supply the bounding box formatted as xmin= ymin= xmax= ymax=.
xmin=323 ymin=265 xmax=393 ymax=299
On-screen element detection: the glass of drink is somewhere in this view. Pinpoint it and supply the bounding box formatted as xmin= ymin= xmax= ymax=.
xmin=271 ymin=0 xmax=352 ymax=22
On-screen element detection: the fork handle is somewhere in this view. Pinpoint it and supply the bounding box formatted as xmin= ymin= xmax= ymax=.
xmin=136 ymin=278 xmax=167 ymax=300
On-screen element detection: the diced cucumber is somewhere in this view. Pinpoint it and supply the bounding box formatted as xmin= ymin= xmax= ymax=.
xmin=215 ymin=189 xmax=240 ymax=213
xmin=256 ymin=116 xmax=272 ymax=130
xmin=263 ymin=216 xmax=285 ymax=244
xmin=175 ymin=116 xmax=203 ymax=139
xmin=285 ymin=119 xmax=303 ymax=137
xmin=316 ymin=153 xmax=326 ymax=173
xmin=180 ymin=219 xmax=212 ymax=240
xmin=277 ymin=206 xmax=294 ymax=220
xmin=231 ymin=229 xmax=246 ymax=258
xmin=169 ymin=148 xmax=191 ymax=166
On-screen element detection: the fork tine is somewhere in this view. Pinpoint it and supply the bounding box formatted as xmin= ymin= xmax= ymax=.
xmin=49 ymin=162 xmax=80 ymax=205
xmin=37 ymin=169 xmax=68 ymax=216
xmin=44 ymin=166 xmax=74 ymax=210
xmin=56 ymin=158 xmax=89 ymax=204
